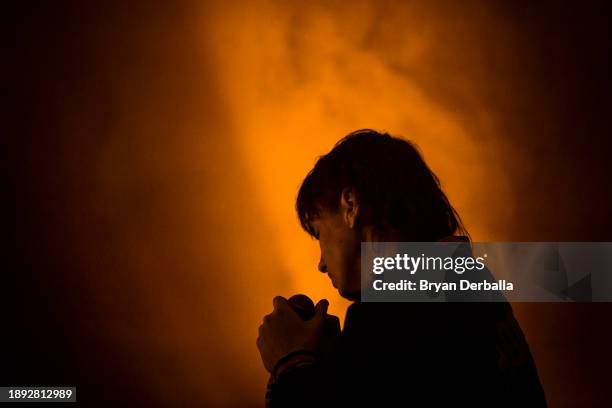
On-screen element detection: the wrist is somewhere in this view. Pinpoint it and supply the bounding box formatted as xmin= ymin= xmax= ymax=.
xmin=272 ymin=349 xmax=318 ymax=381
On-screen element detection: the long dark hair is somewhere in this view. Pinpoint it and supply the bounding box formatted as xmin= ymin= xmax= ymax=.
xmin=296 ymin=129 xmax=468 ymax=241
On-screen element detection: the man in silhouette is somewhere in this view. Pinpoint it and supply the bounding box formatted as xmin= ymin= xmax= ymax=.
xmin=256 ymin=129 xmax=546 ymax=406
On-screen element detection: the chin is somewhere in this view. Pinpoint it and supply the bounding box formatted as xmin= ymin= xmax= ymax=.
xmin=338 ymin=287 xmax=360 ymax=301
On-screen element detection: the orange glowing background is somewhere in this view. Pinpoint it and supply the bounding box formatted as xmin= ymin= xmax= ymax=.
xmin=10 ymin=1 xmax=612 ymax=407
xmin=199 ymin=1 xmax=517 ymax=401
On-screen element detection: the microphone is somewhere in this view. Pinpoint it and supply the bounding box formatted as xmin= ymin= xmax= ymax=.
xmin=265 ymin=294 xmax=316 ymax=407
xmin=287 ymin=294 xmax=315 ymax=320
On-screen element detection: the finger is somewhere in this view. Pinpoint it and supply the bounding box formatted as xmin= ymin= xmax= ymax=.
xmin=326 ymin=314 xmax=341 ymax=331
xmin=323 ymin=315 xmax=341 ymax=338
xmin=273 ymin=296 xmax=288 ymax=311
xmin=313 ymin=299 xmax=329 ymax=321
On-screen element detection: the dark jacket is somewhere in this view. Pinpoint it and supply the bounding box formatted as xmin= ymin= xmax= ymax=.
xmin=266 ymin=236 xmax=546 ymax=406
xmin=267 ymin=298 xmax=546 ymax=407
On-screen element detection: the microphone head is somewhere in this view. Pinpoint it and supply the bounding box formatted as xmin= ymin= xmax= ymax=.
xmin=287 ymin=294 xmax=315 ymax=320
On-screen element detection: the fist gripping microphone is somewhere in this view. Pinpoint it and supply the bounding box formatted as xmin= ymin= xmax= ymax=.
xmin=287 ymin=294 xmax=315 ymax=320
xmin=265 ymin=294 xmax=316 ymax=407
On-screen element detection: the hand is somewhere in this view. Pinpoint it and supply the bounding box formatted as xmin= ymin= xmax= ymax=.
xmin=256 ymin=296 xmax=340 ymax=373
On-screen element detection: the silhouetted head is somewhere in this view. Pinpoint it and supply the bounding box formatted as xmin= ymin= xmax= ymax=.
xmin=296 ymin=129 xmax=467 ymax=300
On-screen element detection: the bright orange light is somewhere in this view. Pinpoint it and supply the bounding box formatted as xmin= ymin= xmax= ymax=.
xmin=195 ymin=1 xmax=520 ymax=402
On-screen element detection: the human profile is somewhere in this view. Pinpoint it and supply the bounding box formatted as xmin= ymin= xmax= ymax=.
xmin=256 ymin=129 xmax=546 ymax=407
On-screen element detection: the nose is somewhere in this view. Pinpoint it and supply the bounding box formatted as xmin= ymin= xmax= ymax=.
xmin=318 ymin=256 xmax=327 ymax=273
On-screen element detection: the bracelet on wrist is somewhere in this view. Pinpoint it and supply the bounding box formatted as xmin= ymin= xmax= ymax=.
xmin=272 ymin=349 xmax=318 ymax=380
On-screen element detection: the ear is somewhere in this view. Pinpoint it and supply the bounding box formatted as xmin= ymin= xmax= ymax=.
xmin=340 ymin=187 xmax=359 ymax=228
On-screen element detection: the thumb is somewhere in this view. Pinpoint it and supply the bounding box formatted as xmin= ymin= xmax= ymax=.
xmin=313 ymin=299 xmax=329 ymax=321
